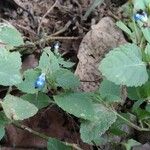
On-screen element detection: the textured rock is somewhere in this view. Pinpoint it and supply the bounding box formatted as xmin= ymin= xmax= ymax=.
xmin=75 ymin=17 xmax=126 ymax=91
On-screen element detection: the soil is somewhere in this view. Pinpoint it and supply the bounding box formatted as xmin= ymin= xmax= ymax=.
xmin=0 ymin=0 xmax=138 ymax=150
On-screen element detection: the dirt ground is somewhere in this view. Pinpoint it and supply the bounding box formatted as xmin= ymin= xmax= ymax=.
xmin=0 ymin=0 xmax=129 ymax=150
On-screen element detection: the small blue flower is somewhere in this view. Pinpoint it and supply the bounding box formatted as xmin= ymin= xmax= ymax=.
xmin=35 ymin=73 xmax=46 ymax=89
xmin=134 ymin=11 xmax=148 ymax=22
xmin=54 ymin=42 xmax=60 ymax=51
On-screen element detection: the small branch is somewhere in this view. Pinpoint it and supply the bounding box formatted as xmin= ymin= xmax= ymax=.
xmin=10 ymin=36 xmax=81 ymax=54
xmin=37 ymin=0 xmax=59 ymax=35
xmin=50 ymin=21 xmax=72 ymax=36
xmin=116 ymin=113 xmax=150 ymax=132
xmin=13 ymin=122 xmax=83 ymax=150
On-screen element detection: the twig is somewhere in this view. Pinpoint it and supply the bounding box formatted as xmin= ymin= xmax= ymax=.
xmin=13 ymin=122 xmax=83 ymax=150
xmin=116 ymin=112 xmax=150 ymax=132
xmin=10 ymin=36 xmax=81 ymax=53
xmin=37 ymin=0 xmax=59 ymax=35
xmin=50 ymin=21 xmax=72 ymax=36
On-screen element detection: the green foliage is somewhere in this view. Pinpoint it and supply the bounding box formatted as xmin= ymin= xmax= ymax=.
xmin=0 ymin=23 xmax=24 ymax=47
xmin=80 ymin=104 xmax=117 ymax=143
xmin=47 ymin=138 xmax=72 ymax=150
xmin=99 ymin=44 xmax=148 ymax=87
xmin=0 ymin=127 xmax=5 ymax=140
xmin=141 ymin=28 xmax=150 ymax=43
xmin=21 ymin=92 xmax=51 ymax=109
xmin=39 ymin=48 xmax=60 ymax=73
xmin=2 ymin=95 xmax=38 ymax=120
xmin=123 ymin=139 xmax=141 ymax=150
xmin=54 ymin=92 xmax=94 ymax=120
xmin=0 ymin=48 xmax=22 ymax=86
xmin=116 ymin=21 xmax=132 ymax=36
xmin=144 ymin=44 xmax=150 ymax=62
xmin=54 ymin=69 xmax=80 ymax=89
xmin=127 ymin=81 xmax=150 ymax=100
xmin=1 ymin=2 xmax=150 ymax=149
xmin=17 ymin=69 xmax=40 ymax=94
xmin=98 ymin=80 xmax=122 ymax=103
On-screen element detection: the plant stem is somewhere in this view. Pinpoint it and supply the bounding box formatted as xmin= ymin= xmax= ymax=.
xmin=10 ymin=36 xmax=81 ymax=54
xmin=116 ymin=113 xmax=150 ymax=132
xmin=13 ymin=122 xmax=83 ymax=150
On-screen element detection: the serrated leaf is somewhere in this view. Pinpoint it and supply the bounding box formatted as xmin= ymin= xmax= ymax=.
xmin=2 ymin=95 xmax=38 ymax=120
xmin=116 ymin=21 xmax=132 ymax=36
xmin=0 ymin=48 xmax=22 ymax=86
xmin=55 ymin=69 xmax=80 ymax=89
xmin=0 ymin=23 xmax=24 ymax=47
xmin=99 ymin=43 xmax=148 ymax=87
xmin=0 ymin=127 xmax=5 ymax=140
xmin=127 ymin=81 xmax=150 ymax=100
xmin=47 ymin=138 xmax=72 ymax=150
xmin=99 ymin=80 xmax=121 ymax=103
xmin=17 ymin=69 xmax=40 ymax=94
xmin=54 ymin=92 xmax=94 ymax=120
xmin=58 ymin=57 xmax=75 ymax=68
xmin=39 ymin=48 xmax=60 ymax=73
xmin=21 ymin=92 xmax=50 ymax=109
xmin=80 ymin=104 xmax=117 ymax=143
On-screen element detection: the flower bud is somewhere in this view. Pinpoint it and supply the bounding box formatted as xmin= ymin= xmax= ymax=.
xmin=35 ymin=73 xmax=46 ymax=89
xmin=134 ymin=10 xmax=148 ymax=23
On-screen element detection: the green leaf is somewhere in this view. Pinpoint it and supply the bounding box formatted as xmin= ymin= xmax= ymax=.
xmin=144 ymin=43 xmax=150 ymax=62
xmin=142 ymin=28 xmax=150 ymax=43
xmin=127 ymin=81 xmax=150 ymax=100
xmin=0 ymin=23 xmax=24 ymax=47
xmin=17 ymin=69 xmax=40 ymax=94
xmin=0 ymin=48 xmax=22 ymax=86
xmin=99 ymin=80 xmax=121 ymax=103
xmin=55 ymin=69 xmax=80 ymax=89
xmin=99 ymin=43 xmax=148 ymax=87
xmin=0 ymin=127 xmax=5 ymax=140
xmin=39 ymin=48 xmax=60 ymax=73
xmin=80 ymin=104 xmax=117 ymax=143
xmin=58 ymin=57 xmax=75 ymax=68
xmin=54 ymin=92 xmax=94 ymax=120
xmin=132 ymin=99 xmax=144 ymax=112
xmin=2 ymin=95 xmax=38 ymax=120
xmin=0 ymin=111 xmax=9 ymax=127
xmin=21 ymin=92 xmax=51 ymax=109
xmin=133 ymin=0 xmax=146 ymax=11
xmin=146 ymin=103 xmax=150 ymax=113
xmin=116 ymin=21 xmax=132 ymax=36
xmin=47 ymin=138 xmax=72 ymax=150
xmin=134 ymin=108 xmax=150 ymax=120
xmin=123 ymin=139 xmax=141 ymax=150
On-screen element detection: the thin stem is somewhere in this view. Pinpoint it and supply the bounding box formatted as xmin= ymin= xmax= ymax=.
xmin=10 ymin=36 xmax=81 ymax=54
xmin=13 ymin=122 xmax=83 ymax=150
xmin=116 ymin=113 xmax=150 ymax=132
xmin=37 ymin=0 xmax=59 ymax=35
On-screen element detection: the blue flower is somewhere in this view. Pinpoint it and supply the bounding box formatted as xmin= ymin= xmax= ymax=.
xmin=134 ymin=11 xmax=148 ymax=22
xmin=35 ymin=73 xmax=46 ymax=89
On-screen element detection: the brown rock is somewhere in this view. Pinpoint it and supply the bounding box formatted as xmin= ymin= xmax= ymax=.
xmin=75 ymin=17 xmax=126 ymax=92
